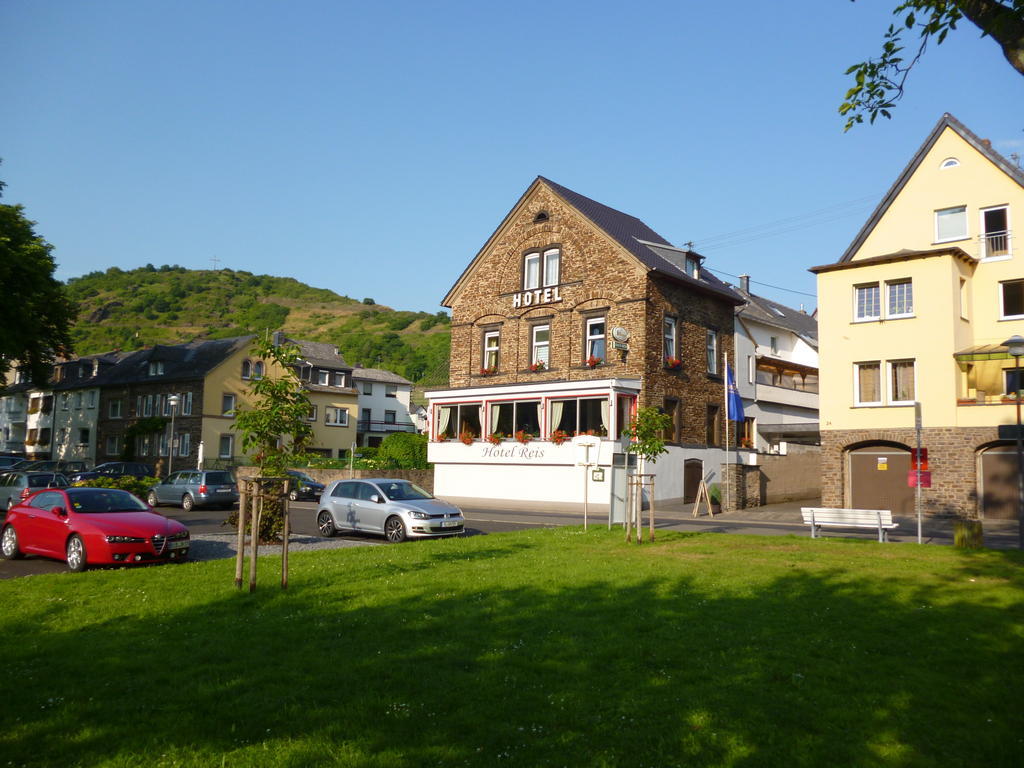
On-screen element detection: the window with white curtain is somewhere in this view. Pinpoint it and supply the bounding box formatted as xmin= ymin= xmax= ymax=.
xmin=889 ymin=360 xmax=916 ymax=404
xmin=549 ymin=397 xmax=609 ymax=437
xmin=490 ymin=400 xmax=541 ymax=437
xmin=435 ymin=402 xmax=482 ymax=439
xmin=531 ymin=325 xmax=550 ymax=367
xmin=935 ymin=206 xmax=967 ymax=242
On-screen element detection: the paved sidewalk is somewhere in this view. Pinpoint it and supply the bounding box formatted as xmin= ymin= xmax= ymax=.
xmin=444 ymin=495 xmax=1021 ymax=549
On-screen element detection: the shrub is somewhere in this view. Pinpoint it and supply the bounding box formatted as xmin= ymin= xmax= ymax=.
xmin=73 ymin=475 xmax=161 ymax=502
xmin=377 ymin=432 xmax=429 ymax=469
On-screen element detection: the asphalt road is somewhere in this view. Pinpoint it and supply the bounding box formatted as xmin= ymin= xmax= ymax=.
xmin=0 ymin=500 xmax=810 ymax=580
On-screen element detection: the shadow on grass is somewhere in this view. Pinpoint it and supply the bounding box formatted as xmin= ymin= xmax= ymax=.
xmin=1 ymin=531 xmax=1022 ymax=767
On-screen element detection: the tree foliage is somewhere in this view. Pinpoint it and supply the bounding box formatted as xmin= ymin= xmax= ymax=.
xmin=626 ymin=407 xmax=673 ymax=464
xmin=233 ymin=334 xmax=314 ymax=478
xmin=841 ymin=1 xmax=1024 ymax=130
xmin=0 ymin=170 xmax=76 ymax=383
xmin=376 ymin=432 xmax=430 ymax=469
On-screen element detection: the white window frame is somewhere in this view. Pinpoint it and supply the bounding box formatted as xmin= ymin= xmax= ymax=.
xmin=60 ymin=393 xmax=69 ymax=411
xmin=143 ymin=395 xmax=153 ymax=417
xmin=769 ymin=336 xmax=778 ymax=355
xmin=253 ymin=361 xmax=265 ymax=380
xmin=663 ymin=316 xmax=677 ymax=361
xmin=531 ymin=325 xmax=550 ymax=367
xmin=935 ymin=205 xmax=968 ymax=243
xmin=326 ymin=407 xmax=349 ymax=427
xmin=317 ymin=370 xmax=329 ymax=386
xmin=888 ymin=359 xmax=916 ymax=406
xmin=148 ymin=361 xmax=164 ymax=376
xmin=586 ymin=317 xmax=606 ymax=361
xmin=307 ymin=405 xmax=318 ymax=422
xmin=241 ymin=360 xmax=252 ymax=380
xmin=523 ymin=253 xmax=540 ymax=290
xmin=542 ymin=248 xmax=560 ymax=287
xmin=854 ymin=283 xmax=881 ymax=322
xmin=1000 ymin=279 xmax=1024 ymax=320
xmin=483 ymin=331 xmax=500 ymax=370
xmin=854 ymin=361 xmax=883 ymax=407
xmin=980 ymin=204 xmax=1011 ymax=261
xmin=940 ymin=157 xmax=960 ymax=169
xmin=706 ymin=330 xmax=718 ymax=374
xmin=222 ymin=393 xmax=236 ymax=416
xmin=886 ymin=279 xmax=914 ymax=319
xmin=332 ymin=371 xmax=345 ymax=387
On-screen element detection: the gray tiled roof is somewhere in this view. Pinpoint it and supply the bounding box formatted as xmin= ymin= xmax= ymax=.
xmin=540 ymin=177 xmax=744 ymax=305
xmin=732 ymin=285 xmax=818 ymax=346
xmin=351 ymin=367 xmax=413 ymax=386
xmin=288 ymin=338 xmax=351 ymax=370
xmin=102 ymin=335 xmax=255 ymax=386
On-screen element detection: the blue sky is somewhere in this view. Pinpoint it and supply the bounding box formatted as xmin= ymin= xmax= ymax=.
xmin=2 ymin=1 xmax=1021 ymax=314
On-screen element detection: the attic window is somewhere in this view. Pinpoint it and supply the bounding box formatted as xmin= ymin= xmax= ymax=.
xmin=770 ymin=307 xmax=785 ymax=317
xmin=940 ymin=157 xmax=960 ymax=169
xmin=533 ymin=211 xmax=549 ymax=223
xmin=148 ymin=361 xmax=164 ymax=376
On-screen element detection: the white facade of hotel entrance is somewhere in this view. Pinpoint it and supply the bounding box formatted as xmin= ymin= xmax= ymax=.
xmin=427 ymin=378 xmax=729 ymax=513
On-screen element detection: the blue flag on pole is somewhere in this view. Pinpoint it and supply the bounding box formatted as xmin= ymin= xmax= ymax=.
xmin=726 ymin=363 xmax=745 ymax=422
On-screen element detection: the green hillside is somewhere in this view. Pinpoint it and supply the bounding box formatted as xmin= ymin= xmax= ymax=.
xmin=65 ymin=265 xmax=451 ymax=385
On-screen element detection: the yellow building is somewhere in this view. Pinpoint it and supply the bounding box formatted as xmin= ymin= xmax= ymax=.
xmin=200 ymin=334 xmax=358 ymax=463
xmin=812 ymin=113 xmax=1024 ymax=518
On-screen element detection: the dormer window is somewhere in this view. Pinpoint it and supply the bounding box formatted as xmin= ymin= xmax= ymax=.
xmin=685 ymin=256 xmax=700 ymax=279
xmin=332 ymin=371 xmax=346 ymax=387
xmin=317 ymin=370 xmax=329 ymax=386
xmin=148 ymin=361 xmax=164 ymax=376
xmin=523 ymin=247 xmax=560 ymax=290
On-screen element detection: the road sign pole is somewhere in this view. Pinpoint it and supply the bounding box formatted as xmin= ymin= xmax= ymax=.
xmin=915 ymin=402 xmax=922 ymax=545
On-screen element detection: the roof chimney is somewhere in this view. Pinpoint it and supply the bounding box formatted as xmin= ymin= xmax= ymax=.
xmin=272 ymin=331 xmax=285 ymax=347
xmin=739 ymin=274 xmax=750 ymax=294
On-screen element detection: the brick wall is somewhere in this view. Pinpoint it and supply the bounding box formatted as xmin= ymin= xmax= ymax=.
xmin=97 ymin=381 xmax=204 ymax=465
xmin=446 ymin=180 xmax=737 ymax=448
xmin=758 ymin=449 xmax=822 ymax=502
xmin=821 ymin=426 xmax=1006 ymax=517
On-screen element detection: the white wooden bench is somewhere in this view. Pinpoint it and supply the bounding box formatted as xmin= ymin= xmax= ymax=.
xmin=800 ymin=507 xmax=898 ymax=543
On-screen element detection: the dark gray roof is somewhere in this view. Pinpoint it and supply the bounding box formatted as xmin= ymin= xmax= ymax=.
xmin=351 ymin=367 xmax=413 ymax=386
xmin=540 ymin=177 xmax=744 ymax=304
xmin=102 ymin=336 xmax=255 ymax=386
xmin=838 ymin=113 xmax=1024 ymax=263
xmin=51 ymin=352 xmax=129 ymax=391
xmin=732 ymin=284 xmax=818 ymax=346
xmin=288 ymin=338 xmax=351 ymax=370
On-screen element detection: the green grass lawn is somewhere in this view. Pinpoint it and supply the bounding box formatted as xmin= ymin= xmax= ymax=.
xmin=1 ymin=529 xmax=1022 ymax=768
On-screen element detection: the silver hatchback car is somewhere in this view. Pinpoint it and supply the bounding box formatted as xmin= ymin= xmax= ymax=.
xmin=317 ymin=478 xmax=464 ymax=542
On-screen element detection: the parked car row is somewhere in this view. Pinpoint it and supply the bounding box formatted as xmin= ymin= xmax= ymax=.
xmin=1 ymin=470 xmax=464 ymax=572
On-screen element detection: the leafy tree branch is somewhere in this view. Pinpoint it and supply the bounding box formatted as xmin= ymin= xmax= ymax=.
xmin=841 ymin=1 xmax=1024 ymax=130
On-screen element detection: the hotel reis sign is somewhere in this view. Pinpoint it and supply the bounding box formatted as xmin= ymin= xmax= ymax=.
xmin=511 ymin=286 xmax=563 ymax=309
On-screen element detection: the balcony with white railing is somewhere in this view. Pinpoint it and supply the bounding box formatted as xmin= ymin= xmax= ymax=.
xmin=981 ymin=230 xmax=1011 ymax=260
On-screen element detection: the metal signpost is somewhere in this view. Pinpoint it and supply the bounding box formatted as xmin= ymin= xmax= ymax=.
xmin=914 ymin=402 xmax=922 ymax=545
xmin=573 ymin=435 xmax=601 ymax=531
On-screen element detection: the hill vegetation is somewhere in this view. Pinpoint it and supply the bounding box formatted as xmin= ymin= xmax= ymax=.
xmin=65 ymin=265 xmax=451 ymax=384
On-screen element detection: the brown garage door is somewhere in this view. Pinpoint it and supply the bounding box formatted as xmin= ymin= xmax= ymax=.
xmin=683 ymin=459 xmax=703 ymax=503
xmin=979 ymin=446 xmax=1021 ymax=519
xmin=848 ymin=446 xmax=914 ymax=515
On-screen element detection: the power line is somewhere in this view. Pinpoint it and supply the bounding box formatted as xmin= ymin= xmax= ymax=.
xmin=705 ymin=266 xmax=817 ymax=299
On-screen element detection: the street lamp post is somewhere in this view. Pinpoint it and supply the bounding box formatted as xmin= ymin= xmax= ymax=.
xmin=1002 ymin=335 xmax=1024 ymax=550
xmin=167 ymin=394 xmax=180 ymax=476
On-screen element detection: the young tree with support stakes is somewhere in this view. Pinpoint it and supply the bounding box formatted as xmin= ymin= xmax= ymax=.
xmin=231 ymin=332 xmax=314 ymax=590
xmin=625 ymin=407 xmax=672 ymax=544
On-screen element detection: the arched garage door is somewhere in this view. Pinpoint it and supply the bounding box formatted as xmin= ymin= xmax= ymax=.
xmin=847 ymin=445 xmax=914 ymax=514
xmin=979 ymin=445 xmax=1021 ymax=519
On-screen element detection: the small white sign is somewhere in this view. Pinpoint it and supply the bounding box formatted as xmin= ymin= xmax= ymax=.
xmin=572 ymin=435 xmax=601 ymax=466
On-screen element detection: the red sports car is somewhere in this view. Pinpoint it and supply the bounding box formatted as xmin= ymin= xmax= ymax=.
xmin=0 ymin=487 xmax=190 ymax=572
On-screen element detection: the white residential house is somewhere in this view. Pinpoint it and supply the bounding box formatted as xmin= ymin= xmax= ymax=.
xmin=0 ymin=369 xmax=32 ymax=456
xmin=51 ymin=354 xmax=123 ymax=465
xmin=352 ymin=367 xmax=417 ymax=447
xmin=732 ymin=275 xmax=819 ymax=453
xmin=24 ymin=388 xmax=55 ymax=461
